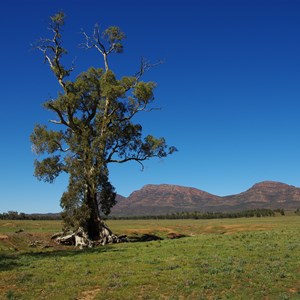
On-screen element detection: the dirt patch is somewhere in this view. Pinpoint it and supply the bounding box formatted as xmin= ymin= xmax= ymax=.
xmin=124 ymin=224 xmax=274 ymax=237
xmin=1 ymin=223 xmax=16 ymax=227
xmin=78 ymin=288 xmax=101 ymax=300
xmin=0 ymin=232 xmax=69 ymax=252
xmin=0 ymin=234 xmax=8 ymax=240
xmin=167 ymin=232 xmax=186 ymax=239
xmin=201 ymin=224 xmax=273 ymax=235
xmin=125 ymin=227 xmax=171 ymax=235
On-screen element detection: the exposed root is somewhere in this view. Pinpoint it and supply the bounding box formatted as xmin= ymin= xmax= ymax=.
xmin=52 ymin=227 xmax=127 ymax=249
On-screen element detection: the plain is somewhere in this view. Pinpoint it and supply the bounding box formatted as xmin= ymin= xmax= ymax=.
xmin=0 ymin=216 xmax=300 ymax=299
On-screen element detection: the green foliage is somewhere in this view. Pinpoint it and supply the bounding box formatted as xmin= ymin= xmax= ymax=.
xmin=34 ymin=156 xmax=64 ymax=183
xmin=111 ymin=209 xmax=277 ymax=220
xmin=31 ymin=13 xmax=176 ymax=236
xmin=0 ymin=211 xmax=26 ymax=220
xmin=133 ymin=81 xmax=156 ymax=102
xmin=103 ymin=26 xmax=125 ymax=53
xmin=50 ymin=11 xmax=65 ymax=27
xmin=31 ymin=125 xmax=64 ymax=154
xmin=0 ymin=212 xmax=61 ymax=221
xmin=274 ymin=208 xmax=285 ymax=215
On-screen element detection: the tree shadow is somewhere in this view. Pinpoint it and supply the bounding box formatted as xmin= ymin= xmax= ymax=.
xmin=0 ymin=234 xmax=187 ymax=272
xmin=127 ymin=233 xmax=163 ymax=242
xmin=127 ymin=233 xmax=187 ymax=242
xmin=0 ymin=253 xmax=20 ymax=271
xmin=24 ymin=243 xmax=124 ymax=259
xmin=0 ymin=244 xmax=124 ymax=272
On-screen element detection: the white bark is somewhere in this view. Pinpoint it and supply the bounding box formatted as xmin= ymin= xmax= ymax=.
xmin=52 ymin=226 xmax=127 ymax=248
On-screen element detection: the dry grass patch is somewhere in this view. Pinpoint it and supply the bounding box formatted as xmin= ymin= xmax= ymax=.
xmin=78 ymin=288 xmax=101 ymax=300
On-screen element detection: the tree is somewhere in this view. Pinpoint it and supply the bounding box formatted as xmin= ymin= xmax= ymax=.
xmin=30 ymin=12 xmax=176 ymax=244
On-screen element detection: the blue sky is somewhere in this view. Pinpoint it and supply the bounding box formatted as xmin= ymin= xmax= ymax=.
xmin=1 ymin=0 xmax=300 ymax=213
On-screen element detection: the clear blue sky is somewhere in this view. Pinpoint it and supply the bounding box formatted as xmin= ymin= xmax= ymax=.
xmin=1 ymin=0 xmax=300 ymax=213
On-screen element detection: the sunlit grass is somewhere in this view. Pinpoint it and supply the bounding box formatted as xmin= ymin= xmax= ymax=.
xmin=0 ymin=216 xmax=300 ymax=299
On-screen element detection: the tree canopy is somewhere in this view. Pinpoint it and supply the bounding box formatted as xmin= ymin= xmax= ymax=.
xmin=30 ymin=12 xmax=176 ymax=241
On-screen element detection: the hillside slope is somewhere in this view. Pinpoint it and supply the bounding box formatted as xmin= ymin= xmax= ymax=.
xmin=112 ymin=181 xmax=300 ymax=216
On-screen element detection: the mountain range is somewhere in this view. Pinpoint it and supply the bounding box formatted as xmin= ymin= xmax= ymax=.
xmin=111 ymin=181 xmax=300 ymax=216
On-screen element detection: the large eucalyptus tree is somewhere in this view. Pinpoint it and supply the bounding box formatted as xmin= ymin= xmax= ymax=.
xmin=31 ymin=13 xmax=176 ymax=243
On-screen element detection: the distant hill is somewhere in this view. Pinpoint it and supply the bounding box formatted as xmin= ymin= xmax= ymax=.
xmin=112 ymin=181 xmax=300 ymax=216
xmin=221 ymin=181 xmax=300 ymax=211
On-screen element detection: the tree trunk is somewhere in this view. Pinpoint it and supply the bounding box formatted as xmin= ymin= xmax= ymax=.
xmin=86 ymin=206 xmax=101 ymax=240
xmin=83 ymin=187 xmax=100 ymax=239
xmin=53 ymin=192 xmax=127 ymax=248
xmin=53 ymin=219 xmax=127 ymax=248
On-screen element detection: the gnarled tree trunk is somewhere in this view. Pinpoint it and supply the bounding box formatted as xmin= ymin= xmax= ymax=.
xmin=53 ymin=220 xmax=127 ymax=248
xmin=53 ymin=191 xmax=127 ymax=248
xmin=86 ymin=190 xmax=102 ymax=240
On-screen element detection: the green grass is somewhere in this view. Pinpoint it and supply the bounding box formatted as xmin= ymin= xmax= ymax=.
xmin=0 ymin=216 xmax=300 ymax=299
xmin=0 ymin=220 xmax=63 ymax=234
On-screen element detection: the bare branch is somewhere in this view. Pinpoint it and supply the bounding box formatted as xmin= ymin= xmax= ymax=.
xmin=107 ymin=145 xmax=159 ymax=167
xmin=118 ymin=57 xmax=163 ymax=94
xmin=105 ymin=139 xmax=132 ymax=163
xmin=116 ymin=103 xmax=161 ymax=124
xmin=107 ymin=105 xmax=120 ymax=118
xmin=106 ymin=43 xmax=117 ymax=55
xmin=54 ymin=141 xmax=70 ymax=153
xmin=107 ymin=155 xmax=159 ymax=171
xmin=134 ymin=57 xmax=164 ymax=82
xmin=35 ymin=19 xmax=74 ymax=90
xmin=80 ymin=25 xmax=106 ymax=55
xmin=67 ymin=106 xmax=78 ymax=131
xmin=70 ymin=57 xmax=76 ymax=73
xmin=49 ymin=119 xmax=63 ymax=125
xmin=93 ymin=24 xmax=106 ymax=54
xmin=105 ymin=142 xmax=119 ymax=163
xmin=136 ymin=160 xmax=145 ymax=171
xmin=80 ymin=24 xmax=114 ymax=71
xmin=47 ymin=103 xmax=70 ymax=128
xmin=80 ymin=30 xmax=96 ymax=50
xmin=37 ymin=45 xmax=54 ymax=68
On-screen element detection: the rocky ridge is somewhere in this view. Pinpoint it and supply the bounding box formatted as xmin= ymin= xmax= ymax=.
xmin=111 ymin=181 xmax=300 ymax=216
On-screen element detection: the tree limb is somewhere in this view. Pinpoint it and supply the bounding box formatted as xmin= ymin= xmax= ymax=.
xmin=54 ymin=141 xmax=70 ymax=152
xmin=107 ymin=155 xmax=159 ymax=171
xmin=48 ymin=103 xmax=70 ymax=127
xmin=134 ymin=57 xmax=164 ymax=82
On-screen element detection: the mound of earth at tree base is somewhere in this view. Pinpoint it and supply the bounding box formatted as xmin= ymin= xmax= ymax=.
xmin=111 ymin=181 xmax=300 ymax=217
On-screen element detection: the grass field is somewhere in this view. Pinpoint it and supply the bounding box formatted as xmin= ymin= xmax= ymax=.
xmin=0 ymin=216 xmax=299 ymax=299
